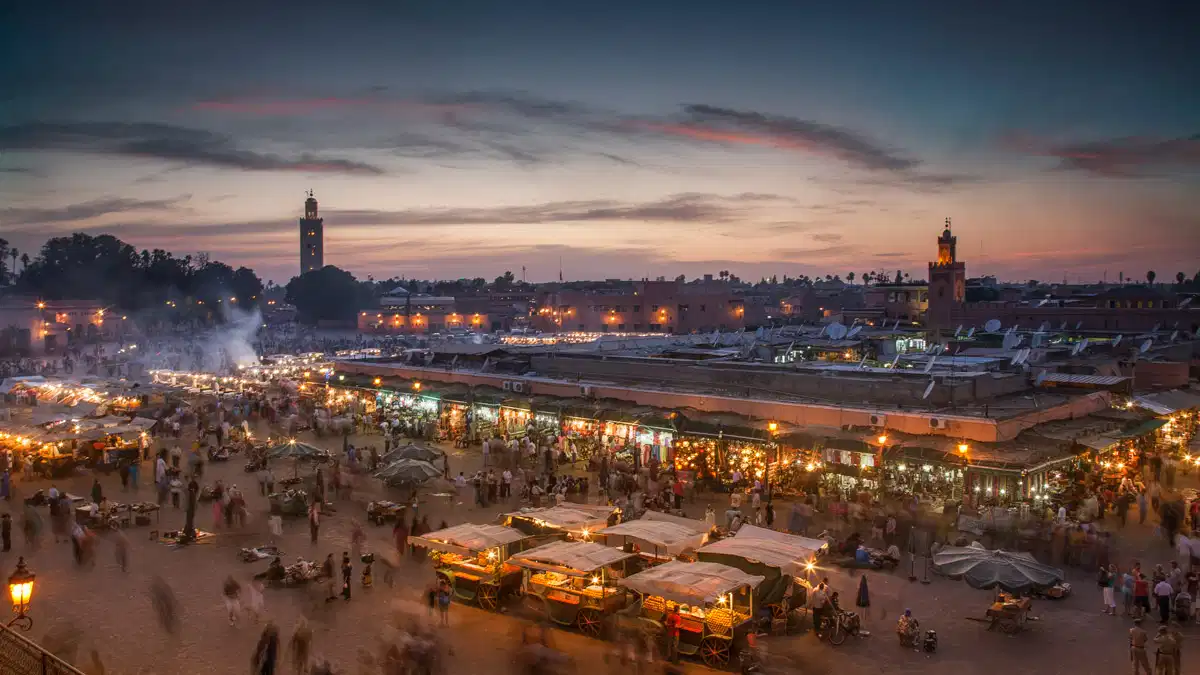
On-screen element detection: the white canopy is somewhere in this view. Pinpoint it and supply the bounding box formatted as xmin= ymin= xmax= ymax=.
xmin=620 ymin=561 xmax=763 ymax=606
xmin=698 ymin=525 xmax=826 ymax=576
xmin=510 ymin=541 xmax=636 ymax=575
xmin=504 ymin=505 xmax=616 ymax=534
xmin=410 ymin=523 xmax=529 ymax=555
xmin=599 ymin=512 xmax=710 ymax=556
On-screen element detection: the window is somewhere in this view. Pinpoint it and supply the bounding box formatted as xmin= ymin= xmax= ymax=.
xmin=699 ymin=304 xmax=707 ymax=312
xmin=618 ymin=323 xmax=626 ymax=330
xmin=633 ymin=305 xmax=641 ymax=312
xmin=651 ymin=305 xmax=659 ymax=312
xmin=633 ymin=323 xmax=642 ymax=330
xmin=678 ymin=304 xmax=690 ymax=312
xmin=650 ymin=323 xmax=661 ymax=331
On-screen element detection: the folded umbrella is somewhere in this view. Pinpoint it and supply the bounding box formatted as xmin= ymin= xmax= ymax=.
xmin=932 ymin=542 xmax=1064 ymax=594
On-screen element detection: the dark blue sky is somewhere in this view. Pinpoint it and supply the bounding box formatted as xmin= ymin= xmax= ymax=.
xmin=2 ymin=1 xmax=1197 ymax=282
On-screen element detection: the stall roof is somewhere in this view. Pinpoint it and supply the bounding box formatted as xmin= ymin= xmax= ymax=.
xmin=619 ymin=561 xmax=764 ymax=606
xmin=410 ymin=523 xmax=528 ymax=555
xmin=509 ymin=541 xmax=635 ymax=575
xmin=598 ymin=512 xmax=710 ymax=556
xmin=1037 ymin=373 xmax=1131 ymax=387
xmin=1134 ymin=390 xmax=1200 ymax=416
xmin=504 ymin=505 xmax=617 ymax=533
xmin=698 ymin=525 xmax=826 ymax=576
xmin=1112 ymin=418 xmax=1168 ymax=439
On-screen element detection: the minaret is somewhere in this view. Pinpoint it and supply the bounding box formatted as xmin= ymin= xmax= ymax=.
xmin=927 ymin=217 xmax=966 ymax=331
xmin=299 ymin=190 xmax=324 ymax=275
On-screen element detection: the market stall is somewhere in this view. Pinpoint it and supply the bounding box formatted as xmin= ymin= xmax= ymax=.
xmin=617 ymin=560 xmax=762 ymax=668
xmin=697 ymin=525 xmax=825 ymax=628
xmin=411 ymin=523 xmax=547 ymax=610
xmin=510 ymin=540 xmax=636 ymax=636
xmin=502 ymin=505 xmax=620 ymax=540
xmin=597 ymin=511 xmax=712 ymax=564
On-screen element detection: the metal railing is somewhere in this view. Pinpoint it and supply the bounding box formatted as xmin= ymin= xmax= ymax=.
xmin=0 ymin=623 xmax=86 ymax=675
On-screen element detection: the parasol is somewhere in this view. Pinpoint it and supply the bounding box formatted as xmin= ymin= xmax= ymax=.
xmin=381 ymin=443 xmax=444 ymax=464
xmin=932 ymin=542 xmax=1064 ymax=594
xmin=374 ymin=458 xmax=442 ymax=486
xmin=267 ymin=440 xmax=331 ymax=462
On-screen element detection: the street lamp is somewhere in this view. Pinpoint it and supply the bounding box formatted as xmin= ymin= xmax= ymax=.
xmin=7 ymin=557 xmax=34 ymax=631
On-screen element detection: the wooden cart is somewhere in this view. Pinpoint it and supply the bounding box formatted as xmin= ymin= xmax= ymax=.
xmin=412 ymin=523 xmax=550 ymax=611
xmin=510 ymin=540 xmax=635 ymax=637
xmin=986 ymin=596 xmax=1031 ymax=634
xmin=617 ymin=560 xmax=762 ymax=669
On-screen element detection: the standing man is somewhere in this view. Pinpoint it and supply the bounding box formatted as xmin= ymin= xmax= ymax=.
xmin=1129 ymin=619 xmax=1151 ymax=675
xmin=1154 ymin=576 xmax=1174 ymax=624
xmin=308 ymin=502 xmax=320 ymax=545
xmin=664 ymin=605 xmax=681 ymax=663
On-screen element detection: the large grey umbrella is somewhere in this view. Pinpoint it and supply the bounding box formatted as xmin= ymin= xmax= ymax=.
xmin=375 ymin=458 xmax=441 ymax=485
xmin=932 ymin=542 xmax=1064 ymax=594
xmin=381 ymin=443 xmax=443 ymax=464
xmin=267 ymin=440 xmax=331 ymax=462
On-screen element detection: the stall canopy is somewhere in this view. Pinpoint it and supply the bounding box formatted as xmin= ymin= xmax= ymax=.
xmin=1113 ymin=418 xmax=1168 ymax=439
xmin=698 ymin=525 xmax=826 ymax=577
xmin=620 ymin=561 xmax=764 ymax=606
xmin=509 ymin=541 xmax=636 ymax=576
xmin=504 ymin=505 xmax=617 ymax=536
xmin=932 ymin=542 xmax=1064 ymax=594
xmin=598 ymin=511 xmax=710 ymax=556
xmin=410 ymin=523 xmax=529 ymax=555
xmin=1133 ymin=390 xmax=1200 ymax=416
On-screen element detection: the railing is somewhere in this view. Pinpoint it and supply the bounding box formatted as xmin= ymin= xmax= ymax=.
xmin=0 ymin=623 xmax=86 ymax=675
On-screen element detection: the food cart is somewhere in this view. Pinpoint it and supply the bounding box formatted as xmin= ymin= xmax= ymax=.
xmin=596 ymin=511 xmax=711 ymax=569
xmin=501 ymin=504 xmax=620 ymax=540
xmin=697 ymin=525 xmax=826 ymax=632
xmin=617 ymin=560 xmax=762 ymax=668
xmin=510 ymin=540 xmax=636 ymax=636
xmin=986 ymin=592 xmax=1032 ymax=633
xmin=411 ymin=523 xmax=549 ymax=611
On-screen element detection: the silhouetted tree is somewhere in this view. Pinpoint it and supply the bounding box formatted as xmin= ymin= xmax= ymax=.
xmin=285 ymin=266 xmax=366 ymax=324
xmin=19 ymin=253 xmax=29 ymax=272
xmin=1146 ymin=270 xmax=1156 ymax=285
xmin=1176 ymin=272 xmax=1186 ymax=286
xmin=847 ymin=272 xmax=855 ymax=285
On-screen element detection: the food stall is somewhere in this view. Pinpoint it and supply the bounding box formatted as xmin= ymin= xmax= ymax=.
xmin=501 ymin=505 xmax=620 ymax=540
xmin=617 ymin=560 xmax=762 ymax=668
xmin=510 ymin=540 xmax=636 ymax=636
xmin=597 ymin=511 xmax=711 ymax=567
xmin=697 ymin=525 xmax=826 ymax=631
xmin=411 ymin=523 xmax=546 ymax=610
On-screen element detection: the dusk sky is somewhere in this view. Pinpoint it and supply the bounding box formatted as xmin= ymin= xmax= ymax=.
xmin=2 ymin=1 xmax=1198 ymax=284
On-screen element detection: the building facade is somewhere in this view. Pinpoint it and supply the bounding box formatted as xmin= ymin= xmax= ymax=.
xmin=532 ymin=280 xmax=745 ymax=334
xmin=0 ymin=296 xmax=120 ymax=354
xmin=299 ymin=191 xmax=324 ymax=275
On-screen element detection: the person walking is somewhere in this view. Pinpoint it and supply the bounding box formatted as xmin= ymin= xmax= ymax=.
xmin=252 ymin=623 xmax=280 ymax=675
xmin=1153 ymin=625 xmax=1179 ymax=675
xmin=223 ymin=575 xmax=242 ymax=626
xmin=341 ymin=552 xmax=353 ymax=601
xmin=436 ymin=577 xmax=452 ymax=626
xmin=308 ymin=502 xmax=319 ymax=544
xmin=1 ymin=513 xmax=11 ymax=552
xmin=289 ymin=618 xmax=312 ymax=675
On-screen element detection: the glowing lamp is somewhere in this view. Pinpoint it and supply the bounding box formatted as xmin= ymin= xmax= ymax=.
xmin=877 ymin=434 xmax=888 ymax=444
xmin=767 ymin=421 xmax=778 ymax=433
xmin=412 ymin=382 xmax=422 ymax=391
xmin=958 ymin=443 xmax=969 ymax=454
xmin=591 ymin=576 xmax=601 ymax=586
xmin=8 ymin=558 xmax=34 ymax=628
xmin=373 ymin=378 xmax=382 ymax=386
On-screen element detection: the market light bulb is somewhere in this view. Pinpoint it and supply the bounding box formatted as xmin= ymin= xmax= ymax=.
xmin=877 ymin=435 xmax=888 ymax=444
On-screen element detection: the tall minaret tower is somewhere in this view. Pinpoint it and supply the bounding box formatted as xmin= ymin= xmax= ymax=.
xmin=927 ymin=217 xmax=966 ymax=331
xmin=299 ymin=190 xmax=324 ymax=275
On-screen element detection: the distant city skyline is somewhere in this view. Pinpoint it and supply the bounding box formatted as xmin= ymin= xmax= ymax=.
xmin=2 ymin=2 xmax=1198 ymax=284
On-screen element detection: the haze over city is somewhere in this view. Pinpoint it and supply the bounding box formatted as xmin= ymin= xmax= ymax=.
xmin=2 ymin=1 xmax=1198 ymax=284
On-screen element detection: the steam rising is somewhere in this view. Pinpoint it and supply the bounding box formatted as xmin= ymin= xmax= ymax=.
xmin=200 ymin=306 xmax=263 ymax=372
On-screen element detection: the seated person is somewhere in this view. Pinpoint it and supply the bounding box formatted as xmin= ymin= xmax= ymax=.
xmin=264 ymin=556 xmax=286 ymax=581
xmin=88 ymin=501 xmax=100 ymax=519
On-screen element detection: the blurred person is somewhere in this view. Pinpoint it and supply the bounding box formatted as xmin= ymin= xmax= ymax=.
xmin=113 ymin=529 xmax=129 ymax=572
xmin=246 ymin=578 xmax=266 ymax=622
xmin=223 ymin=575 xmax=243 ymax=625
xmin=252 ymin=622 xmax=280 ymax=675
xmin=289 ymin=617 xmax=312 ymax=675
xmin=149 ymin=576 xmax=179 ymax=634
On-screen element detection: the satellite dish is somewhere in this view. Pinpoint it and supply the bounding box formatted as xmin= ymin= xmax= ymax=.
xmin=1070 ymin=342 xmax=1081 ymax=356
xmin=1170 ymin=330 xmax=1178 ymax=342
xmin=922 ymin=380 xmax=935 ymax=400
xmin=1018 ymin=348 xmax=1031 ymax=365
xmin=954 ymin=325 xmax=963 ymax=338
xmin=858 ymin=356 xmax=868 ymax=369
xmin=1036 ymin=298 xmax=1049 ymax=307
xmin=847 ymin=325 xmax=863 ymax=339
xmin=1032 ymin=333 xmax=1043 ymax=348
xmin=1074 ymin=321 xmax=1082 ymax=330
xmin=1181 ymin=297 xmax=1193 ymax=308
xmin=1059 ymin=321 xmax=1067 ymax=330
xmin=1153 ymin=323 xmax=1161 ymax=332
xmin=924 ymin=355 xmax=937 ymax=373
xmin=1010 ymin=350 xmax=1022 ymax=365
xmin=1078 ymin=338 xmax=1089 ymax=353
xmin=966 ymin=327 xmax=976 ymax=338
xmin=828 ymin=323 xmax=848 ymax=340
xmin=890 ymin=354 xmax=900 ymax=368
xmin=1002 ymin=332 xmax=1020 ymax=350
xmin=984 ymin=319 xmax=1001 ymax=333
xmin=893 ymin=319 xmax=901 ymax=330
xmin=1139 ymin=339 xmax=1152 ymax=353
xmin=1034 ymin=371 xmax=1047 ymax=387
xmin=1112 ymin=334 xmax=1122 ymax=347
xmin=1038 ymin=322 xmax=1049 ymax=333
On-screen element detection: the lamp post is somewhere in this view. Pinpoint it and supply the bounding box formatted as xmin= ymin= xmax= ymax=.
xmin=7 ymin=557 xmax=34 ymax=631
xmin=766 ymin=422 xmax=778 ymax=521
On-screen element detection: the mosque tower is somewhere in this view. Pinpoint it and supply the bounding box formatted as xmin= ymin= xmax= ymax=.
xmin=299 ymin=190 xmax=324 ymax=275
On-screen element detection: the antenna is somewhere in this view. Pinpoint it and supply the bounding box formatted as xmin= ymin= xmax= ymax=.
xmin=966 ymin=327 xmax=976 ymax=338
xmin=890 ymin=354 xmax=900 ymax=368
xmin=858 ymin=355 xmax=868 ymax=369
xmin=1139 ymin=339 xmax=1151 ymax=354
xmin=922 ymin=379 xmax=936 ymax=400
xmin=1074 ymin=321 xmax=1082 ymax=330
xmin=954 ymin=325 xmax=963 ymax=338
xmin=924 ymin=355 xmax=937 ymax=373
xmin=846 ymin=325 xmax=863 ymax=339
xmin=1112 ymin=334 xmax=1122 ymax=348
xmin=828 ymin=323 xmax=848 ymax=340
xmin=1170 ymin=330 xmax=1178 ymax=342
xmin=984 ymin=319 xmax=1001 ymax=333
xmin=1059 ymin=321 xmax=1067 ymax=331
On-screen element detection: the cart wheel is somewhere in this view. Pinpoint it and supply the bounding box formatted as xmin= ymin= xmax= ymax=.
xmin=477 ymin=583 xmax=499 ymax=610
xmin=828 ymin=616 xmax=847 ymax=645
xmin=1000 ymin=618 xmax=1019 ymax=634
xmin=769 ymin=603 xmax=788 ymax=621
xmin=576 ymin=608 xmax=603 ymax=637
xmin=699 ymin=637 xmax=731 ymax=667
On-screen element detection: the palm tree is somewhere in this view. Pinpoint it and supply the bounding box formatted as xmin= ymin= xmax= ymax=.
xmin=1176 ymin=272 xmax=1186 ymax=286
xmin=8 ymin=248 xmax=16 ymax=277
xmin=19 ymin=253 xmax=28 ymax=272
xmin=1146 ymin=270 xmax=1156 ymax=286
xmin=847 ymin=272 xmax=856 ymax=285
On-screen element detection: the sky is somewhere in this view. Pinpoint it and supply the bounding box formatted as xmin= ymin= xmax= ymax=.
xmin=1 ymin=1 xmax=1198 ymax=285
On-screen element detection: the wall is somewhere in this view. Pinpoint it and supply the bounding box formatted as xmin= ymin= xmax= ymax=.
xmin=1127 ymin=360 xmax=1190 ymax=391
